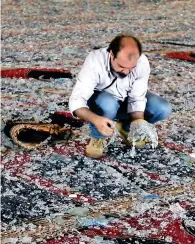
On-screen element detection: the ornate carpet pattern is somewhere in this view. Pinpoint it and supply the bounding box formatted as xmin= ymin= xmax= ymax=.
xmin=1 ymin=0 xmax=195 ymax=243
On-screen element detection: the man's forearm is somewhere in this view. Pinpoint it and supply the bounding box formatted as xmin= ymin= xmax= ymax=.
xmin=74 ymin=107 xmax=100 ymax=124
xmin=129 ymin=111 xmax=144 ymax=121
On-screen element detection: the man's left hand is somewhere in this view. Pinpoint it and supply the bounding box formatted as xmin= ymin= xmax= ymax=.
xmin=128 ymin=119 xmax=158 ymax=148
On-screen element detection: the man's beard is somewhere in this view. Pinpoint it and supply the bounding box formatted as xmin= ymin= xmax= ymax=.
xmin=110 ymin=61 xmax=129 ymax=78
xmin=117 ymin=72 xmax=128 ymax=78
xmin=111 ymin=69 xmax=128 ymax=78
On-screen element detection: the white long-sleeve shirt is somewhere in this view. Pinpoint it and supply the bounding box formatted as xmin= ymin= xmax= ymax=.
xmin=69 ymin=47 xmax=150 ymax=114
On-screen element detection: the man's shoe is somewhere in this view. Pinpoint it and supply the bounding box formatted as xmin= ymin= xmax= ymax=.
xmin=115 ymin=122 xmax=131 ymax=146
xmin=85 ymin=138 xmax=106 ymax=159
xmin=115 ymin=122 xmax=145 ymax=149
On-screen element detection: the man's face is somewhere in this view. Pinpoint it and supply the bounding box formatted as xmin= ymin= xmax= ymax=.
xmin=110 ymin=46 xmax=140 ymax=78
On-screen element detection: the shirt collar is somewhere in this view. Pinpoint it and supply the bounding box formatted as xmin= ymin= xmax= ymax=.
xmin=106 ymin=49 xmax=111 ymax=73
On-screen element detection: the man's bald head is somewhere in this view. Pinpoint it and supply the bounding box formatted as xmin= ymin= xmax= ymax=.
xmin=107 ymin=34 xmax=142 ymax=59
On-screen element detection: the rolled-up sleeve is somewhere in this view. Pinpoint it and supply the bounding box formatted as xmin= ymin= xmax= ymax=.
xmin=127 ymin=55 xmax=150 ymax=113
xmin=69 ymin=52 xmax=99 ymax=114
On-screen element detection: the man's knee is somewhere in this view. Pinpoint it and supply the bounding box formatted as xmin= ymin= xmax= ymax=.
xmin=146 ymin=92 xmax=172 ymax=122
xmin=160 ymin=99 xmax=172 ymax=119
xmin=96 ymin=92 xmax=119 ymax=117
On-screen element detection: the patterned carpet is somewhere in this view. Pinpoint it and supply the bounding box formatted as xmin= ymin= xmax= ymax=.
xmin=1 ymin=0 xmax=195 ymax=243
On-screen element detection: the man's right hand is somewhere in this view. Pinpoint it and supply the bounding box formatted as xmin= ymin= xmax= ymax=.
xmin=93 ymin=116 xmax=115 ymax=137
xmin=74 ymin=108 xmax=115 ymax=137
